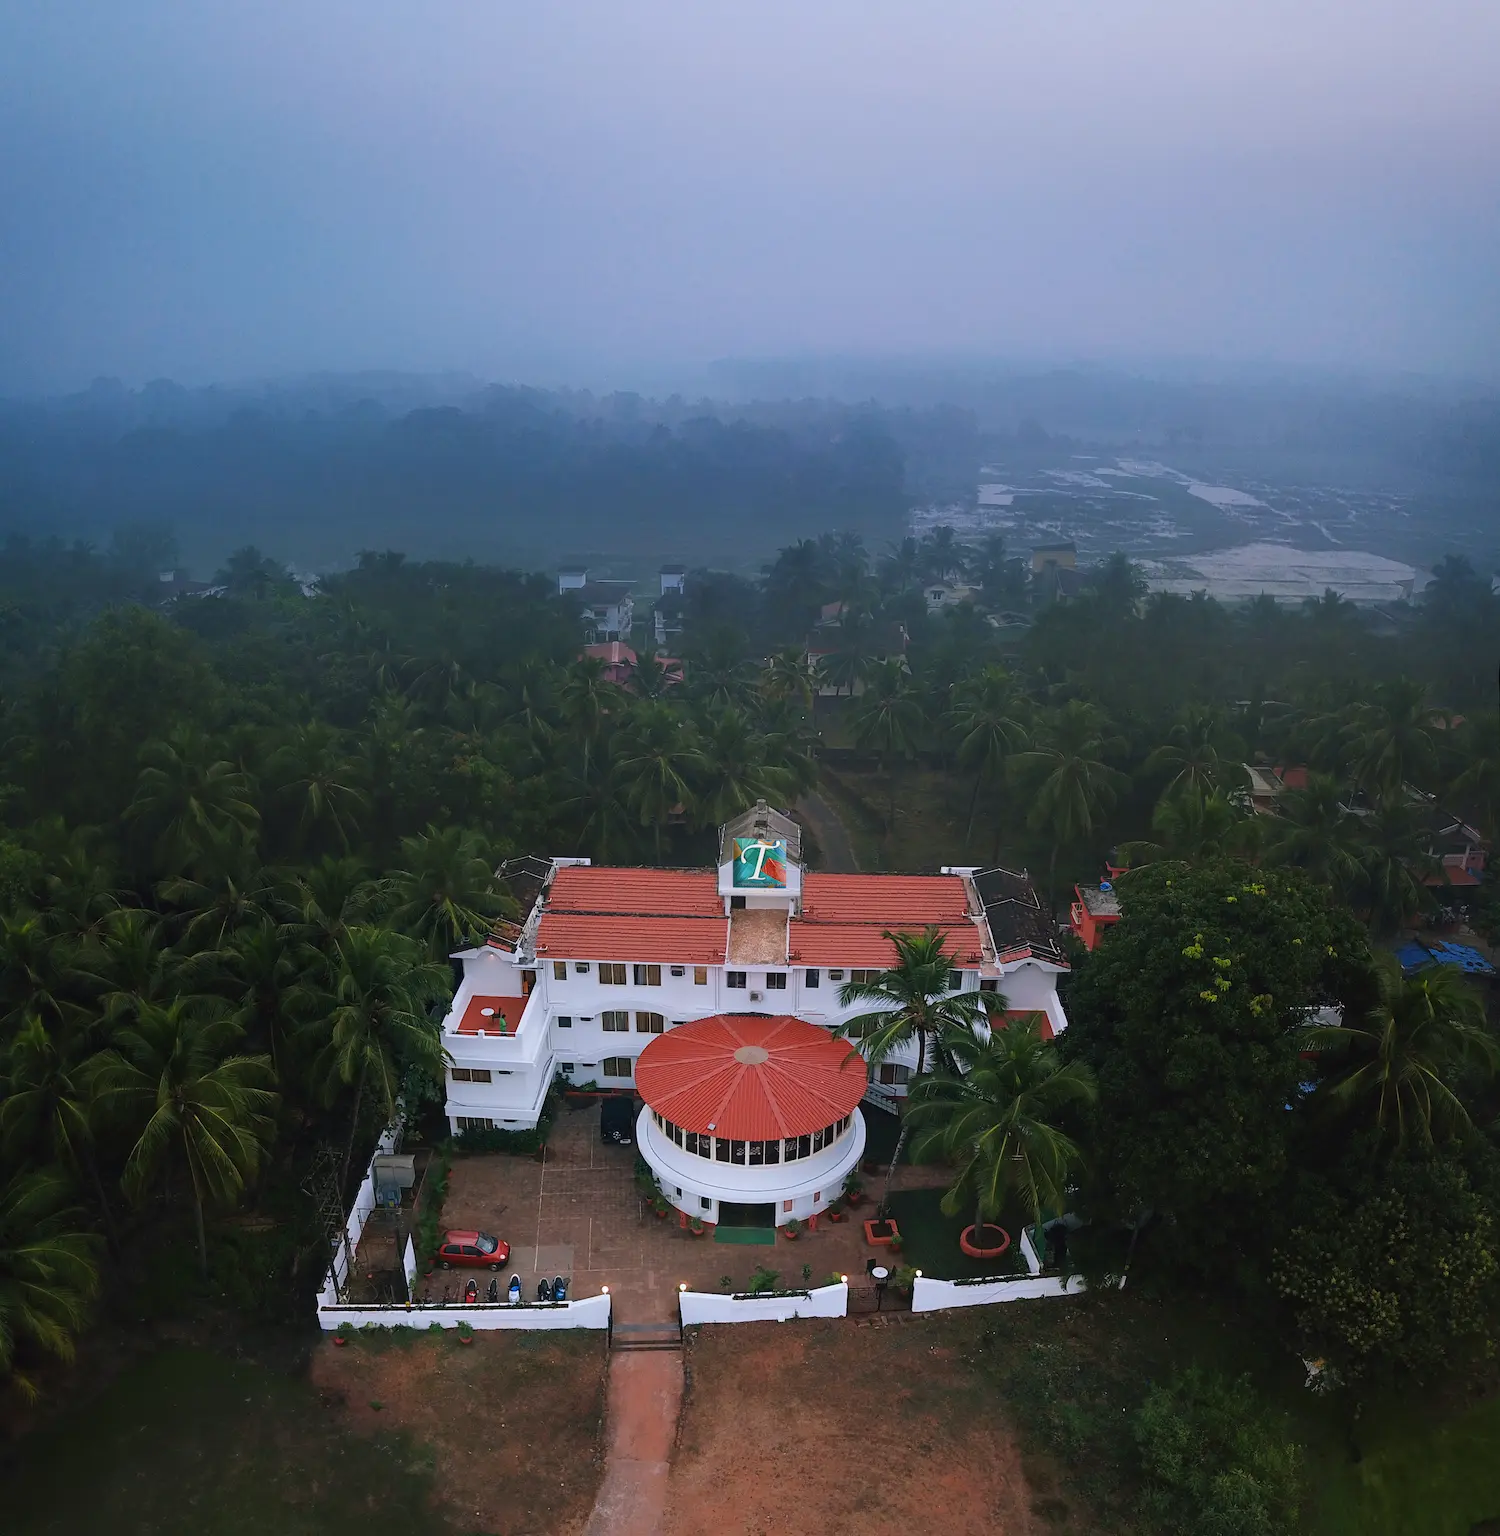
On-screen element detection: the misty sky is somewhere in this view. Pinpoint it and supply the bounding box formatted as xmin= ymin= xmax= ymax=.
xmin=2 ymin=1 xmax=1498 ymax=391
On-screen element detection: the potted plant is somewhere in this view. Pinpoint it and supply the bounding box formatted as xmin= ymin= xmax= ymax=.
xmin=332 ymin=1323 xmax=352 ymax=1348
xmin=826 ymin=1197 xmax=846 ymax=1223
xmin=456 ymin=1321 xmax=476 ymax=1346
xmin=652 ymin=1196 xmax=670 ymax=1220
xmin=689 ymin=1216 xmax=706 ymax=1237
xmin=781 ymin=1218 xmax=805 ymax=1240
xmin=843 ymin=1176 xmax=865 ymax=1206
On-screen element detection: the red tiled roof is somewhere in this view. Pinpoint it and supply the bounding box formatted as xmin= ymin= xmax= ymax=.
xmin=534 ymin=912 xmax=727 ymax=965
xmin=582 ymin=641 xmax=638 ymax=666
xmin=547 ymin=865 xmax=720 ymax=917
xmin=800 ymin=873 xmax=970 ymax=925
xmin=634 ymin=1015 xmax=867 ymax=1139
xmin=788 ymin=921 xmax=983 ymax=967
xmin=457 ymin=995 xmax=527 ymax=1035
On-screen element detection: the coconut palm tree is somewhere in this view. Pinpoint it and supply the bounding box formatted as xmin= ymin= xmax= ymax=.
xmin=1347 ymin=678 xmax=1442 ymax=802
xmin=388 ymin=826 xmax=506 ymax=958
xmin=269 ymin=721 xmax=368 ymax=854
xmin=760 ymin=647 xmax=820 ymax=714
xmin=1118 ymin=784 xmax=1254 ymax=869
xmin=0 ymin=912 xmax=80 ymax=1035
xmin=156 ymin=848 xmax=276 ymax=951
xmin=0 ymin=1169 xmax=101 ymax=1402
xmin=1142 ymin=707 xmax=1243 ymax=798
xmin=92 ymin=1001 xmax=279 ymax=1275
xmin=612 ymin=704 xmax=705 ymax=860
xmin=1450 ymin=711 xmax=1500 ymax=840
xmin=127 ymin=728 xmax=261 ymax=874
xmin=693 ymin=707 xmax=796 ymax=826
xmin=305 ymin=926 xmax=450 ymax=1186
xmin=850 ymin=659 xmax=925 ymax=827
xmin=210 ymin=917 xmax=315 ymax=1080
xmin=907 ymin=1016 xmax=1096 ymax=1241
xmin=1265 ymin=773 xmax=1367 ymax=905
xmin=558 ymin=657 xmax=627 ymax=779
xmin=1012 ymin=701 xmax=1130 ymax=904
xmin=836 ymin=927 xmax=994 ymax=1214
xmin=282 ymin=856 xmax=383 ymax=957
xmin=1303 ymin=952 xmax=1497 ymax=1149
xmin=1356 ymin=801 xmax=1438 ymax=937
xmin=951 ymin=666 xmax=1030 ymax=841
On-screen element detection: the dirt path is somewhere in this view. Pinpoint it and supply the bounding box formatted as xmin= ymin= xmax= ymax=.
xmin=582 ymin=1351 xmax=684 ymax=1536
xmin=797 ymin=791 xmax=859 ymax=872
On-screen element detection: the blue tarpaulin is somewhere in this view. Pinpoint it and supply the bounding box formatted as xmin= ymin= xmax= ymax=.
xmin=1394 ymin=940 xmax=1496 ymax=978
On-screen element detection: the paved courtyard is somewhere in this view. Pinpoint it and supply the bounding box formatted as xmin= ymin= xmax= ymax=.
xmin=427 ymin=1098 xmax=946 ymax=1322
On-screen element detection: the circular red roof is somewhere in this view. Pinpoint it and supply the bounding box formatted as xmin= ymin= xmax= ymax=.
xmin=634 ymin=1015 xmax=866 ymax=1141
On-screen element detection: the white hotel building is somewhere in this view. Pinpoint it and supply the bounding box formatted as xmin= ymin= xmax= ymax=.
xmin=440 ymin=803 xmax=1070 ymax=1227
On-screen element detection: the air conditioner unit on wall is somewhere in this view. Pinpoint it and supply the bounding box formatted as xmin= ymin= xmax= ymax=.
xmin=748 ymin=990 xmax=764 ymax=1002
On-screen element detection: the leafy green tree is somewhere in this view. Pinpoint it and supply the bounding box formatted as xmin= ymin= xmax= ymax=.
xmin=1119 ymin=784 xmax=1255 ymax=869
xmin=92 ymin=1001 xmax=279 ymax=1276
xmin=269 ymin=721 xmax=368 ymax=854
xmin=693 ymin=707 xmax=795 ymax=826
xmin=306 ymin=926 xmax=450 ymax=1185
xmin=837 ymin=927 xmax=992 ymax=1213
xmin=1142 ymin=707 xmax=1243 ymax=797
xmin=612 ymin=703 xmax=705 ymax=860
xmin=760 ymin=647 xmax=820 ymax=713
xmin=1064 ymin=860 xmax=1370 ymax=1277
xmin=1304 ymin=953 xmax=1495 ymax=1148
xmin=1347 ymin=678 xmax=1442 ymax=801
xmin=1264 ymin=773 xmax=1367 ymax=905
xmin=557 ymin=658 xmax=626 ymax=779
xmin=1133 ymin=1369 xmax=1303 ymax=1536
xmin=0 ymin=1170 xmax=101 ymax=1402
xmin=1274 ymin=1147 xmax=1500 ymax=1381
xmin=908 ymin=1016 xmax=1096 ymax=1238
xmin=850 ymin=658 xmax=924 ymax=826
xmin=388 ymin=826 xmax=506 ymax=958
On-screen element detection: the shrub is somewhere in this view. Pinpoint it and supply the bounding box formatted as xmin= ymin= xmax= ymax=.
xmin=1133 ymin=1369 xmax=1302 ymax=1536
xmin=454 ymin=1120 xmax=549 ymax=1156
xmin=747 ymin=1265 xmax=781 ymax=1295
xmin=414 ymin=1146 xmax=453 ymax=1268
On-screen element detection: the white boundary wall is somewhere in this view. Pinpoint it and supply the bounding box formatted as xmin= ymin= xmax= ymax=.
xmin=319 ymin=1292 xmax=612 ymax=1332
xmin=911 ymin=1273 xmax=1089 ymax=1312
xmin=318 ymin=1122 xmax=403 ymax=1308
xmin=680 ymin=1282 xmax=848 ymax=1325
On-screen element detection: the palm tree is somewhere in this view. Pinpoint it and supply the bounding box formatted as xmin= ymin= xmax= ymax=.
xmin=1304 ymin=953 xmax=1496 ymax=1149
xmin=92 ymin=1001 xmax=279 ymax=1275
xmin=1118 ymin=784 xmax=1253 ymax=869
xmin=1142 ymin=707 xmax=1243 ymax=798
xmin=1357 ymin=801 xmax=1437 ymax=936
xmin=951 ymin=666 xmax=1030 ymax=842
xmin=1450 ymin=711 xmax=1500 ymax=840
xmin=0 ymin=1017 xmax=116 ymax=1242
xmin=307 ymin=926 xmax=450 ymax=1185
xmin=684 ymin=628 xmax=757 ymax=710
xmin=850 ymin=659 xmax=925 ymax=828
xmin=211 ymin=917 xmax=313 ymax=1080
xmin=156 ymin=850 xmax=276 ymax=950
xmin=837 ymin=928 xmax=993 ymax=1214
xmin=760 ymin=647 xmax=820 ymax=714
xmin=269 ymin=722 xmax=368 ymax=854
xmin=612 ymin=704 xmax=705 ymax=860
xmin=693 ymin=707 xmax=795 ymax=826
xmin=127 ymin=729 xmax=260 ymax=873
xmin=388 ymin=826 xmax=507 ymax=958
xmin=1012 ymin=701 xmax=1130 ymax=904
xmin=0 ymin=912 xmax=80 ymax=1035
xmin=283 ymin=855 xmax=383 ymax=956
xmin=0 ymin=1169 xmax=101 ymax=1402
xmin=558 ymin=658 xmax=627 ymax=778
xmin=1265 ymin=773 xmax=1367 ymax=905
xmin=907 ymin=1017 xmax=1096 ymax=1241
xmin=1347 ymin=678 xmax=1442 ymax=802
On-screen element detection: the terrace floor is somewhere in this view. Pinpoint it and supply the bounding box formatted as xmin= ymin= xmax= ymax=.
xmin=425 ymin=1099 xmax=953 ymax=1322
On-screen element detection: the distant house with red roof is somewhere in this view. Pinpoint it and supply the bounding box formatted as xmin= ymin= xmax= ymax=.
xmin=580 ymin=642 xmax=684 ymax=691
xmin=439 ymin=802 xmax=1069 ymax=1229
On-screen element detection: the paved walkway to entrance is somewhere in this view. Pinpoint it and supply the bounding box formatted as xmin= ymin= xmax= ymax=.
xmin=437 ymin=1102 xmax=948 ymax=1322
xmin=582 ymin=1351 xmax=684 ymax=1536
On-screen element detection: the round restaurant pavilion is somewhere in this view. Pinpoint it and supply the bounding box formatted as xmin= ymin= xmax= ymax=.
xmin=633 ymin=1013 xmax=868 ymax=1231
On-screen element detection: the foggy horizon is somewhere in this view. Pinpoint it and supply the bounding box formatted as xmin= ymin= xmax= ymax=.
xmin=4 ymin=2 xmax=1499 ymax=394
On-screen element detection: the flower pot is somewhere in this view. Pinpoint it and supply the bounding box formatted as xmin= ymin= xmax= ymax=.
xmin=457 ymin=1333 xmax=475 ymax=1345
xmin=332 ymin=1335 xmax=349 ymax=1347
xmin=845 ymin=1190 xmax=864 ymax=1206
xmin=781 ymin=1227 xmax=800 ymax=1240
xmin=828 ymin=1210 xmax=845 ymax=1223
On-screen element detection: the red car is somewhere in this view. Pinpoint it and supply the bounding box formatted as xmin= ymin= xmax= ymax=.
xmin=435 ymin=1230 xmax=511 ymax=1270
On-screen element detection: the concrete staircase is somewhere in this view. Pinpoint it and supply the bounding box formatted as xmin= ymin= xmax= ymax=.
xmin=610 ymin=1320 xmax=682 ymax=1353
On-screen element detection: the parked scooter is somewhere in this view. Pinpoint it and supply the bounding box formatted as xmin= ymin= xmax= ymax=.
xmin=551 ymin=1275 xmax=569 ymax=1302
xmin=486 ymin=1276 xmax=499 ymax=1303
xmin=507 ymin=1273 xmax=522 ymax=1304
xmin=463 ymin=1278 xmax=478 ymax=1304
xmin=535 ymin=1278 xmax=551 ymax=1302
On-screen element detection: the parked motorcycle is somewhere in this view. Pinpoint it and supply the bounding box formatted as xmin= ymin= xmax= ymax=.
xmin=507 ymin=1273 xmax=522 ymax=1304
xmin=551 ymin=1275 xmax=569 ymax=1302
xmin=486 ymin=1276 xmax=499 ymax=1303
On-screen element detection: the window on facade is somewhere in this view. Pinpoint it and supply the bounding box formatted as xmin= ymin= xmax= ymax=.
xmin=730 ymin=1139 xmax=746 ymax=1164
xmin=764 ymin=1137 xmax=780 ymax=1163
xmin=599 ymin=962 xmax=626 ymax=985
xmin=700 ymin=1197 xmax=712 ymax=1211
xmin=684 ymin=1130 xmax=701 ymax=1155
xmin=457 ymin=1116 xmax=493 ymax=1131
xmin=784 ymin=1199 xmax=794 ymax=1212
xmin=765 ymin=972 xmax=786 ymax=990
xmin=553 ymin=961 xmax=568 ymax=980
xmin=850 ymin=969 xmax=878 ymax=985
xmin=726 ymin=971 xmax=747 ymax=989
xmin=693 ymin=966 xmax=708 ymax=985
xmin=947 ymin=970 xmax=963 ymax=991
xmin=560 ymin=1062 xmax=575 ymax=1072
xmin=602 ymin=1010 xmax=630 ymax=1032
xmin=877 ymin=1063 xmax=912 ymax=1086
xmin=635 ymin=1011 xmax=664 ymax=1034
xmin=805 ymin=968 xmax=820 ymax=987
xmin=634 ymin=963 xmax=662 ymax=986
xmin=798 ymin=1134 xmax=812 ymax=1158
xmin=748 ymin=1139 xmax=765 ymax=1165
xmin=715 ymin=1136 xmax=730 ymax=1162
xmin=601 ymin=1056 xmax=633 ymax=1079
xmin=557 ymin=1015 xmax=573 ymax=1028
xmin=828 ymin=969 xmax=845 ymax=981
xmin=670 ymin=965 xmax=685 ymax=977
xmin=979 ymin=978 xmax=999 ymax=993
xmin=575 ymin=962 xmax=591 ymax=973
xmin=450 ymin=1067 xmax=493 ymax=1083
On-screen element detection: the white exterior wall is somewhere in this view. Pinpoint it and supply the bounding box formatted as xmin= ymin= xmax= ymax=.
xmin=639 ymin=1107 xmax=866 ymax=1224
xmin=319 ymin=1293 xmax=612 ymax=1331
xmin=680 ymin=1282 xmax=848 ymax=1325
xmin=438 ymin=866 xmax=1071 ymax=1134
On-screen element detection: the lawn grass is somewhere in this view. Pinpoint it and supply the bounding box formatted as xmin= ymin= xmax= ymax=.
xmin=4 ymin=1346 xmax=450 ymax=1536
xmin=886 ymin=1186 xmax=1028 ymax=1279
